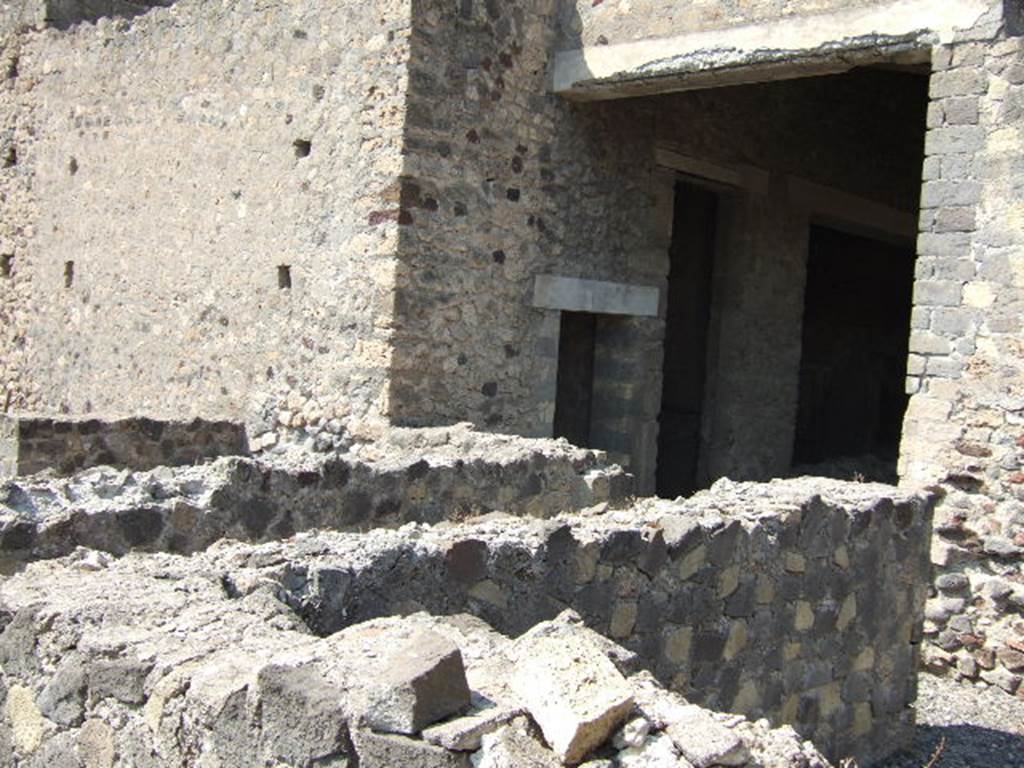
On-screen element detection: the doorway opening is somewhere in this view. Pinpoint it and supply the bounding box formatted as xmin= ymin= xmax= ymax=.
xmin=656 ymin=181 xmax=720 ymax=499
xmin=553 ymin=311 xmax=598 ymax=448
xmin=648 ymin=65 xmax=928 ymax=497
xmin=791 ymin=226 xmax=916 ymax=482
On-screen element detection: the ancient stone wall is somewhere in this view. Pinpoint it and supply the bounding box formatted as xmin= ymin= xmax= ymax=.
xmin=0 ymin=474 xmax=936 ymax=765
xmin=0 ymin=415 xmax=248 ymax=477
xmin=1 ymin=0 xmax=409 ymax=436
xmin=0 ymin=583 xmax=834 ymax=767
xmin=388 ymin=0 xmax=672 ymax=492
xmin=0 ymin=425 xmax=631 ymax=558
xmin=899 ymin=28 xmax=1024 ymax=692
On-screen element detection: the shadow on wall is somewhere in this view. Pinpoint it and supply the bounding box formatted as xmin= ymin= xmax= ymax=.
xmin=43 ymin=0 xmax=177 ymax=30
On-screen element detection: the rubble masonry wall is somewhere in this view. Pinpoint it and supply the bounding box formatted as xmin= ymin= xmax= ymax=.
xmin=1 ymin=0 xmax=408 ymax=433
xmin=898 ymin=31 xmax=1024 ymax=690
xmin=0 ymin=476 xmax=936 ymax=766
xmin=0 ymin=414 xmax=248 ymax=477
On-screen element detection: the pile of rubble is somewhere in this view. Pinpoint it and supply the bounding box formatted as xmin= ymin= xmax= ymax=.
xmin=0 ymin=536 xmax=831 ymax=767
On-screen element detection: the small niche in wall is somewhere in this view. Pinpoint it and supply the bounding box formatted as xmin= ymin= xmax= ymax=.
xmin=277 ymin=265 xmax=292 ymax=290
xmin=64 ymin=261 xmax=74 ymax=288
xmin=293 ymin=139 xmax=312 ymax=159
xmin=1 ymin=254 xmax=12 ymax=278
xmin=3 ymin=146 xmax=16 ymax=168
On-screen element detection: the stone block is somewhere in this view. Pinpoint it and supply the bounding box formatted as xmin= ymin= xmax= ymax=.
xmin=665 ymin=706 xmax=749 ymax=768
xmin=421 ymin=704 xmax=522 ymax=751
xmin=473 ymin=721 xmax=561 ymax=768
xmin=256 ymin=662 xmax=354 ymax=766
xmin=363 ymin=630 xmax=471 ymax=735
xmin=38 ymin=659 xmax=87 ymax=727
xmin=919 ymin=181 xmax=982 ymax=208
xmin=913 ymin=280 xmax=962 ymax=307
xmin=929 ymin=68 xmax=987 ymax=98
xmin=924 ymin=125 xmax=985 ymax=155
xmin=352 ymin=729 xmax=471 ymax=768
xmin=510 ymin=618 xmax=634 ymax=764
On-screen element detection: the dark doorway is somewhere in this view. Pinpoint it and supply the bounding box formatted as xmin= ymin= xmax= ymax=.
xmin=656 ymin=182 xmax=719 ymax=498
xmin=792 ymin=225 xmax=916 ymax=481
xmin=553 ymin=311 xmax=597 ymax=447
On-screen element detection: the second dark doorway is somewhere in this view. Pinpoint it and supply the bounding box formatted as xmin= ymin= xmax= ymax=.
xmin=656 ymin=181 xmax=719 ymax=498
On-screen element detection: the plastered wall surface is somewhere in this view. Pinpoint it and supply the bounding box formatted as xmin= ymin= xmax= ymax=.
xmin=1 ymin=0 xmax=410 ymax=435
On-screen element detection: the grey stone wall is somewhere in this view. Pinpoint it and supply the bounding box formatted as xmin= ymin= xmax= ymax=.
xmin=1 ymin=0 xmax=410 ymax=437
xmin=899 ymin=28 xmax=1024 ymax=692
xmin=0 ymin=570 xmax=833 ymax=767
xmin=388 ymin=0 xmax=672 ymax=490
xmin=230 ymin=477 xmax=937 ymax=765
xmin=0 ymin=414 xmax=248 ymax=477
xmin=0 ymin=474 xmax=935 ymax=766
xmin=0 ymin=425 xmax=632 ymax=558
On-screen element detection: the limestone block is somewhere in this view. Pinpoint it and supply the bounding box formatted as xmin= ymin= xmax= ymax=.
xmin=665 ymin=706 xmax=750 ymax=768
xmin=510 ymin=619 xmax=635 ymax=764
xmin=363 ymin=630 xmax=471 ymax=735
xmin=616 ymin=732 xmax=684 ymax=768
xmin=6 ymin=684 xmax=43 ymax=755
xmin=472 ymin=721 xmax=561 ymax=768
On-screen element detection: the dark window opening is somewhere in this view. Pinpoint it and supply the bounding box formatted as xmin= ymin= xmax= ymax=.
xmin=792 ymin=226 xmax=916 ymax=482
xmin=1 ymin=254 xmax=12 ymax=278
xmin=656 ymin=181 xmax=719 ymax=499
xmin=553 ymin=311 xmax=597 ymax=448
xmin=277 ymin=265 xmax=292 ymax=290
xmin=293 ymin=139 xmax=312 ymax=159
xmin=64 ymin=261 xmax=74 ymax=288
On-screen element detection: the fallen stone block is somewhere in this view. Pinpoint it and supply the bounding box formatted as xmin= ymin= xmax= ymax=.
xmin=422 ymin=702 xmax=524 ymax=751
xmin=353 ymin=729 xmax=472 ymax=767
xmin=510 ymin=614 xmax=635 ymax=764
xmin=666 ymin=706 xmax=750 ymax=768
xmin=255 ymin=662 xmax=353 ymax=766
xmin=362 ymin=629 xmax=471 ymax=735
xmin=471 ymin=721 xmax=563 ymax=768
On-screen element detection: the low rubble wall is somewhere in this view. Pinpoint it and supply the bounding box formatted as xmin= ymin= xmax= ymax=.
xmin=0 ymin=428 xmax=632 ymax=558
xmin=0 ymin=450 xmax=932 ymax=764
xmin=238 ymin=478 xmax=934 ymax=765
xmin=0 ymin=415 xmax=248 ymax=477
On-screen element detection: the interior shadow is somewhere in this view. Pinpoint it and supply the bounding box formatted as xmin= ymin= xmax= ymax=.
xmin=874 ymin=724 xmax=1024 ymax=768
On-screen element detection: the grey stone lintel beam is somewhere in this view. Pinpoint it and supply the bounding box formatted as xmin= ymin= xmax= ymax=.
xmin=656 ymin=146 xmax=918 ymax=243
xmin=532 ymin=275 xmax=660 ymax=317
xmin=552 ymin=0 xmax=993 ymax=101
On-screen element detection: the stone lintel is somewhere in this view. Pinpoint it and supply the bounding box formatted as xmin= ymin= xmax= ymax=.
xmin=553 ymin=0 xmax=993 ymax=101
xmin=532 ymin=275 xmax=659 ymax=317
